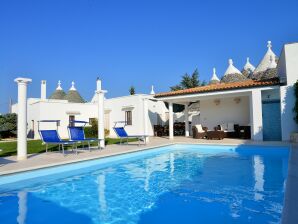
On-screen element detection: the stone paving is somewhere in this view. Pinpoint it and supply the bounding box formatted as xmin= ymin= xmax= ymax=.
xmin=0 ymin=137 xmax=290 ymax=176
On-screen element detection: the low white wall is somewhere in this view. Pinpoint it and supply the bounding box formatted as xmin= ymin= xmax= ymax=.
xmin=199 ymin=96 xmax=250 ymax=130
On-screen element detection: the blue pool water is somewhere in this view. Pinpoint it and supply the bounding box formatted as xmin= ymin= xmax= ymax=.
xmin=0 ymin=144 xmax=289 ymax=224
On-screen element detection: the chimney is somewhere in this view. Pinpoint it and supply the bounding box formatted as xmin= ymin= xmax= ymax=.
xmin=8 ymin=98 xmax=12 ymax=113
xmin=96 ymin=77 xmax=102 ymax=91
xmin=41 ymin=80 xmax=46 ymax=100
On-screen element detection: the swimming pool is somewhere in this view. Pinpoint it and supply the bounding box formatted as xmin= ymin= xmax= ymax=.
xmin=0 ymin=144 xmax=289 ymax=224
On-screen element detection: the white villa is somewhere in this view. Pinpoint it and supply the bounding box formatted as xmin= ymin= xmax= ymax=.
xmin=12 ymin=41 xmax=298 ymax=142
xmin=155 ymin=41 xmax=298 ymax=141
xmin=12 ymin=79 xmax=169 ymax=139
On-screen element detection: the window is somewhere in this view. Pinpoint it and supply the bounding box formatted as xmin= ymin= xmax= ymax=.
xmin=125 ymin=111 xmax=132 ymax=125
xmin=69 ymin=115 xmax=75 ymax=127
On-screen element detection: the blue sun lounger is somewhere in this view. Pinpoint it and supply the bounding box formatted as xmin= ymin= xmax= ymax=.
xmin=68 ymin=121 xmax=103 ymax=151
xmin=38 ymin=120 xmax=78 ymax=155
xmin=113 ymin=127 xmax=148 ymax=146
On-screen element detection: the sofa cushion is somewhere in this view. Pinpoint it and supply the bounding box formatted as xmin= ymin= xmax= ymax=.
xmin=227 ymin=123 xmax=235 ymax=132
xmin=220 ymin=123 xmax=227 ymax=131
xmin=195 ymin=124 xmax=204 ymax=133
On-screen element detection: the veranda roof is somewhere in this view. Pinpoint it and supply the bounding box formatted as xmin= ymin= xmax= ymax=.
xmin=155 ymin=79 xmax=280 ymax=98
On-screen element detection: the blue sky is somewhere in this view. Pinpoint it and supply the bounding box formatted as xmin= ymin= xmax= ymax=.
xmin=0 ymin=0 xmax=298 ymax=113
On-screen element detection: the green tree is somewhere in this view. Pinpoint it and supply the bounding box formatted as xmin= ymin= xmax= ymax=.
xmin=0 ymin=113 xmax=17 ymax=138
xmin=170 ymin=68 xmax=201 ymax=91
xmin=129 ymin=86 xmax=135 ymax=95
xmin=201 ymin=80 xmax=207 ymax=86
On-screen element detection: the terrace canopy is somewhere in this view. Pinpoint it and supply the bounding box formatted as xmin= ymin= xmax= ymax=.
xmin=155 ymin=79 xmax=280 ymax=141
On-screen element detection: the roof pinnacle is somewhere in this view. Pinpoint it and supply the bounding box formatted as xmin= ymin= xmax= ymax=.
xmin=56 ymin=80 xmax=63 ymax=90
xmin=70 ymin=81 xmax=76 ymax=91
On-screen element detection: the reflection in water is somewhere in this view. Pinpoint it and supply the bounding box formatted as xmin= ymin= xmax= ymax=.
xmin=170 ymin=153 xmax=175 ymax=177
xmin=253 ymin=156 xmax=264 ymax=201
xmin=98 ymin=174 xmax=107 ymax=221
xmin=17 ymin=191 xmax=27 ymax=224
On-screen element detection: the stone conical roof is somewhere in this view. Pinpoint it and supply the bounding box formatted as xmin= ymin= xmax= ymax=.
xmin=222 ymin=59 xmax=247 ymax=83
xmin=253 ymin=41 xmax=278 ymax=74
xmin=209 ymin=68 xmax=220 ymax=84
xmin=243 ymin=57 xmax=255 ymax=72
xmin=49 ymin=81 xmax=66 ymax=100
xmin=65 ymin=81 xmax=85 ymax=103
xmin=252 ymin=68 xmax=278 ymax=81
xmin=267 ymin=55 xmax=277 ymax=69
xmin=224 ymin=59 xmax=242 ymax=76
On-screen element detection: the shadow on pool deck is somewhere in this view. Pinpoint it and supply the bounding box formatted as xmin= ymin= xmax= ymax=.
xmin=0 ymin=157 xmax=15 ymax=167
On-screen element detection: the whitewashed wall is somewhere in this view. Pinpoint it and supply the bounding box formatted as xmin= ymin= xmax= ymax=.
xmin=199 ymin=96 xmax=250 ymax=130
xmin=279 ymin=43 xmax=298 ymax=141
xmin=105 ymin=94 xmax=168 ymax=137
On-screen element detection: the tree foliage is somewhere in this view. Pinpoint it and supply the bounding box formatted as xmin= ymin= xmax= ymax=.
xmin=84 ymin=118 xmax=110 ymax=138
xmin=129 ymin=86 xmax=136 ymax=95
xmin=170 ymin=69 xmax=201 ymax=91
xmin=0 ymin=113 xmax=17 ymax=138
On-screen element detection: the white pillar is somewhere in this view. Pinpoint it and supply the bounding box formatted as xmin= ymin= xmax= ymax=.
xmin=249 ymin=89 xmax=263 ymax=141
xmin=169 ymin=102 xmax=174 ymax=139
xmin=41 ymin=80 xmax=46 ymax=100
xmin=14 ymin=78 xmax=32 ymax=160
xmin=143 ymin=98 xmax=150 ymax=143
xmin=96 ymin=78 xmax=102 ymax=91
xmin=97 ymin=89 xmax=107 ymax=148
xmin=184 ymin=104 xmax=189 ymax=137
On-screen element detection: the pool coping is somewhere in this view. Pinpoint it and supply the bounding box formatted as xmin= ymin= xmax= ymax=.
xmin=0 ymin=141 xmax=291 ymax=177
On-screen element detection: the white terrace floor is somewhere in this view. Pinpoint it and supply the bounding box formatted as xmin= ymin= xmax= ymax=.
xmin=0 ymin=136 xmax=291 ymax=176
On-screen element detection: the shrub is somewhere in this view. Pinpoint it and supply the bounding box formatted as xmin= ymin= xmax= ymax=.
xmin=0 ymin=113 xmax=17 ymax=139
xmin=84 ymin=118 xmax=110 ymax=138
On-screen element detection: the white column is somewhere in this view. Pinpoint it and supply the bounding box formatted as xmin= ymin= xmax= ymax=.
xmin=143 ymin=98 xmax=150 ymax=143
xmin=249 ymin=89 xmax=263 ymax=141
xmin=41 ymin=80 xmax=46 ymax=100
xmin=169 ymin=102 xmax=174 ymax=139
xmin=97 ymin=89 xmax=107 ymax=148
xmin=184 ymin=104 xmax=189 ymax=137
xmin=14 ymin=78 xmax=32 ymax=160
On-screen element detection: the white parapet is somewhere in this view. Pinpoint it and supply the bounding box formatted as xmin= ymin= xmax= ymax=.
xmin=14 ymin=77 xmax=32 ymax=160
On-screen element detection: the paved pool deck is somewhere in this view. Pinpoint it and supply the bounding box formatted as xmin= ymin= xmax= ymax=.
xmin=0 ymin=137 xmax=291 ymax=176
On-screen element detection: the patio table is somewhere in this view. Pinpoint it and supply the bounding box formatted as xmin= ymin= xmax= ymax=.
xmin=207 ymin=130 xmax=224 ymax=140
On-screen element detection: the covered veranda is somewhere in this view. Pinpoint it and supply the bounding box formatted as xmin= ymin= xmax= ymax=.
xmin=155 ymin=80 xmax=281 ymax=141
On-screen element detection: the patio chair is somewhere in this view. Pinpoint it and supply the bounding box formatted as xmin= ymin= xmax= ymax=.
xmin=217 ymin=123 xmax=238 ymax=138
xmin=38 ymin=120 xmax=78 ymax=155
xmin=68 ymin=121 xmax=103 ymax=151
xmin=113 ymin=126 xmax=148 ymax=146
xmin=192 ymin=124 xmax=207 ymax=139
